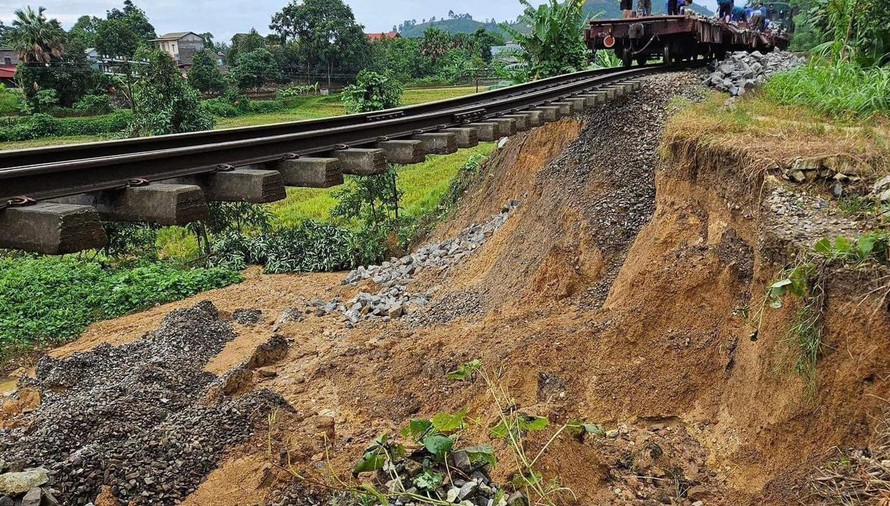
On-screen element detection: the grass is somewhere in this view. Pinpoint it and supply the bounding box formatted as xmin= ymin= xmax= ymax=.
xmin=765 ymin=59 xmax=890 ymax=119
xmin=270 ymin=143 xmax=497 ymax=229
xmin=663 ymin=91 xmax=890 ymax=178
xmin=0 ymin=86 xmax=488 ymax=150
xmin=0 ymin=135 xmax=113 ymax=151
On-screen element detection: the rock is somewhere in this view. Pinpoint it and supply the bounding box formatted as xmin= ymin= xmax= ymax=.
xmin=497 ymin=137 xmax=509 ymax=149
xmin=232 ymin=309 xmax=263 ymax=325
xmin=458 ymin=480 xmax=478 ymax=500
xmin=246 ymin=335 xmax=289 ymax=369
xmin=446 ymin=487 xmax=460 ymax=502
xmin=873 ymin=175 xmax=890 ymax=193
xmin=450 ymin=451 xmax=472 ymax=473
xmin=22 ymin=487 xmax=41 ymax=506
xmin=0 ymin=497 xmax=11 ymax=506
xmin=880 ymin=189 xmax=890 ymax=202
xmin=832 ymin=182 xmax=844 ymax=198
xmin=0 ymin=468 xmax=48 ymax=496
xmin=507 ymin=492 xmax=528 ymax=505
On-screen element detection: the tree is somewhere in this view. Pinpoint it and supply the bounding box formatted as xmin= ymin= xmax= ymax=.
xmin=0 ymin=22 xmax=9 ymax=46
xmin=420 ymin=28 xmax=453 ymax=63
xmin=188 ymin=50 xmax=226 ymax=93
xmin=128 ymin=49 xmax=213 ymax=137
xmin=68 ymin=15 xmax=101 ymax=48
xmin=95 ymin=18 xmax=139 ymax=58
xmin=227 ymin=29 xmax=266 ymax=64
xmin=340 ymin=70 xmax=403 ymax=114
xmin=106 ymin=0 xmax=156 ymax=46
xmin=17 ymin=38 xmax=107 ymax=109
xmin=270 ymin=0 xmax=370 ymax=85
xmin=502 ymin=0 xmax=591 ymax=80
xmin=807 ymin=0 xmax=890 ymax=66
xmin=8 ymin=6 xmax=65 ymax=63
xmin=231 ymin=48 xmax=282 ymax=90
xmin=199 ymin=32 xmax=214 ymax=49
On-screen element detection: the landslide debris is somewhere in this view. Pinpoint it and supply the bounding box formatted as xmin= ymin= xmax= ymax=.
xmin=0 ymin=302 xmax=289 ymax=505
xmin=705 ymin=50 xmax=805 ymax=96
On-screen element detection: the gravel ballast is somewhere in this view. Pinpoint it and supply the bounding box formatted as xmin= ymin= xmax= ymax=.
xmin=0 ymin=302 xmax=289 ymax=505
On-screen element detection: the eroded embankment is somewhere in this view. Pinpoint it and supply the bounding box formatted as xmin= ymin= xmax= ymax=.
xmin=1 ymin=72 xmax=888 ymax=506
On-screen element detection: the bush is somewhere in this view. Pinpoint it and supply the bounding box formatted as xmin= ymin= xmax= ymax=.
xmin=0 ymin=111 xmax=132 ymax=141
xmin=765 ymin=59 xmax=890 ymax=118
xmin=0 ymin=256 xmax=242 ymax=351
xmin=0 ymin=85 xmax=24 ymax=117
xmin=341 ymin=70 xmax=403 ymax=114
xmin=208 ymin=221 xmax=379 ymax=273
xmin=74 ymin=94 xmax=114 ymax=115
xmin=201 ymin=98 xmax=241 ymax=118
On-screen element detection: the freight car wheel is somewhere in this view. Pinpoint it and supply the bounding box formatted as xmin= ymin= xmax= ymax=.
xmin=662 ymin=45 xmax=672 ymax=64
xmin=622 ymin=48 xmax=634 ymax=67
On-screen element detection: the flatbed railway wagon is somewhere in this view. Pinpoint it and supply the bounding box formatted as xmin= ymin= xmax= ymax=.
xmin=585 ymin=15 xmax=792 ymax=67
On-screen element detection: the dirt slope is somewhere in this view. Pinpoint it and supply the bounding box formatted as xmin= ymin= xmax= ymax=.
xmin=3 ymin=72 xmax=889 ymax=506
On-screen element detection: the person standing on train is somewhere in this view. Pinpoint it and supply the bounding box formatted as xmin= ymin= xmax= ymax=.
xmin=620 ymin=0 xmax=633 ymax=18
xmin=717 ymin=0 xmax=733 ymax=22
xmin=638 ymin=0 xmax=652 ymax=16
xmin=667 ymin=0 xmax=679 ymax=15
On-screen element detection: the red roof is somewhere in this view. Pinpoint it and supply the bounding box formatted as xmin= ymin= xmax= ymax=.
xmin=0 ymin=66 xmax=16 ymax=79
xmin=367 ymin=32 xmax=400 ymax=42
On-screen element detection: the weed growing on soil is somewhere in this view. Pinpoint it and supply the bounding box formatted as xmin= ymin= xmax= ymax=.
xmin=810 ymin=417 xmax=890 ymax=503
xmin=448 ymin=360 xmax=607 ymax=505
xmin=763 ymin=232 xmax=890 ymax=394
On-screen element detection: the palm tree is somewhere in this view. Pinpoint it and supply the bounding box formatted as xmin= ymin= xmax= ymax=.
xmin=9 ymin=6 xmax=65 ymax=63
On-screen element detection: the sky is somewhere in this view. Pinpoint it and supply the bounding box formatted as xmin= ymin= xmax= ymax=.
xmin=0 ymin=0 xmax=720 ymax=42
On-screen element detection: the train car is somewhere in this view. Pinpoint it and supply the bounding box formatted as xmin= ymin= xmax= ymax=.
xmin=586 ymin=10 xmax=794 ymax=67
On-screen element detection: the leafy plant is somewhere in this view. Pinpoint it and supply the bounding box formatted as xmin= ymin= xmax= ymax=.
xmin=0 ymin=256 xmax=241 ymax=357
xmin=764 ymin=232 xmax=890 ymax=393
xmin=501 ymin=0 xmax=591 ymax=80
xmin=128 ymin=49 xmax=214 ymax=137
xmin=341 ymin=70 xmax=403 ymax=114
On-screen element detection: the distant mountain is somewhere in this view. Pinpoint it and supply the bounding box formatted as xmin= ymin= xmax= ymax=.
xmin=397 ymin=1 xmax=715 ymax=39
xmin=398 ymin=18 xmax=521 ymax=38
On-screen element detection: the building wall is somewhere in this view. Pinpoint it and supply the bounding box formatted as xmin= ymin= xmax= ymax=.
xmin=0 ymin=49 xmax=20 ymax=67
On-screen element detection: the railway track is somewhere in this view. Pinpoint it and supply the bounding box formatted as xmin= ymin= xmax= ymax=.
xmin=0 ymin=61 xmax=703 ymax=254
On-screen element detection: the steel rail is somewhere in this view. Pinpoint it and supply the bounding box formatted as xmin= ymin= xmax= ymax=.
xmin=0 ymin=66 xmax=634 ymax=169
xmin=0 ymin=62 xmax=701 ymax=204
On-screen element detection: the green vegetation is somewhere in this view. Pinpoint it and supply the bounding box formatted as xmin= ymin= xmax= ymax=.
xmin=772 ymin=0 xmax=889 ymax=118
xmin=766 ymin=59 xmax=890 ymax=118
xmin=0 ymin=111 xmax=131 ymax=142
xmin=128 ymin=49 xmax=214 ymax=136
xmin=0 ymin=256 xmax=241 ymax=356
xmin=503 ymin=0 xmax=591 ymax=80
xmin=341 ymin=71 xmax=403 ymax=114
xmin=763 ymin=232 xmax=890 ymax=393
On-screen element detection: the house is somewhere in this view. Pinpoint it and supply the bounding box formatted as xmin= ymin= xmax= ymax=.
xmin=367 ymin=32 xmax=401 ymax=42
xmin=0 ymin=49 xmax=18 ymax=87
xmin=151 ymin=32 xmax=206 ymax=67
xmin=0 ymin=48 xmax=19 ymax=67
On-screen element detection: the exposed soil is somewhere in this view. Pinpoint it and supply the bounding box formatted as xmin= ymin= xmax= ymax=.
xmin=2 ymin=71 xmax=889 ymax=506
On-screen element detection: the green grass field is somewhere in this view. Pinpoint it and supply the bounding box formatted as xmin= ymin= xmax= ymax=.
xmin=0 ymin=86 xmax=487 ymax=150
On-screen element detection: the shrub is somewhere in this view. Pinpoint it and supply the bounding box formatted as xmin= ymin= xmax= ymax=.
xmin=208 ymin=221 xmax=372 ymax=273
xmin=341 ymin=70 xmax=403 ymax=114
xmin=0 ymin=85 xmax=25 ymax=116
xmin=201 ymin=98 xmax=241 ymax=118
xmin=0 ymin=256 xmax=242 ymax=351
xmin=73 ymin=94 xmax=113 ymax=115
xmin=0 ymin=111 xmax=133 ymax=141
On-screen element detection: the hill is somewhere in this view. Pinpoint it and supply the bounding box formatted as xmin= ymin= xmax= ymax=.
xmin=398 ymin=1 xmax=715 ymax=38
